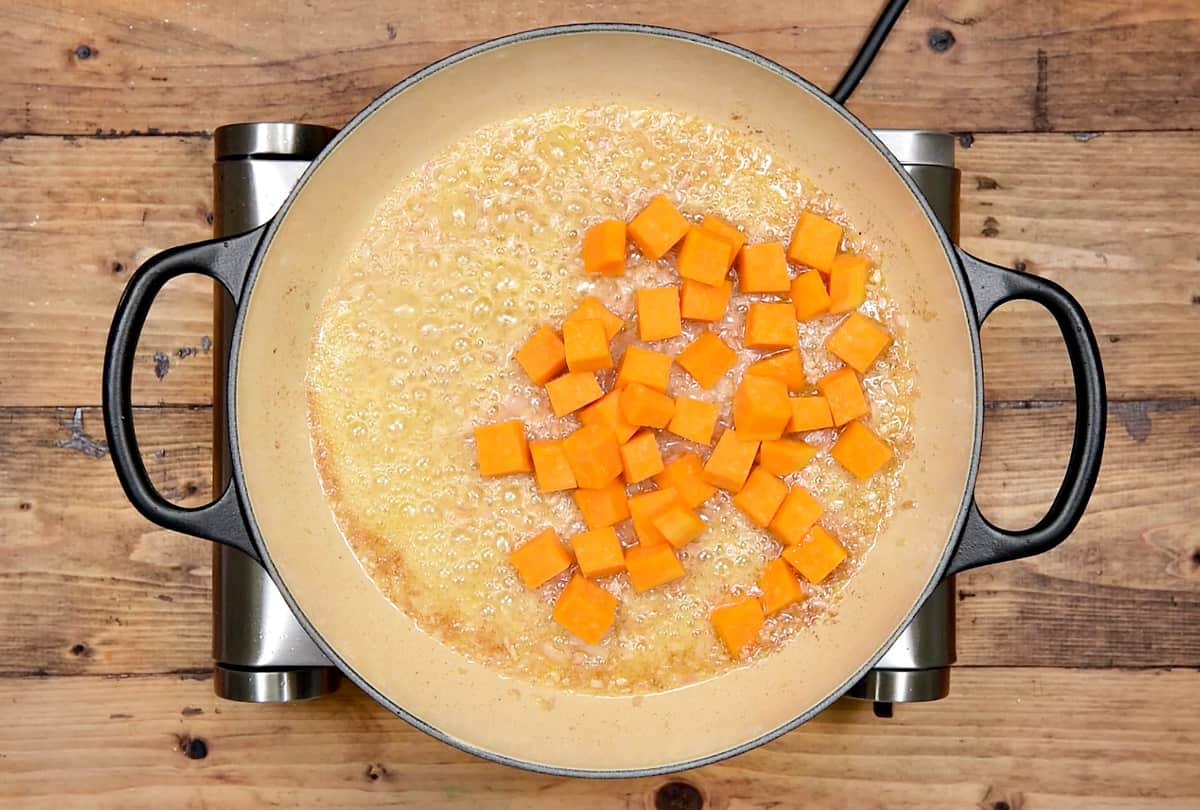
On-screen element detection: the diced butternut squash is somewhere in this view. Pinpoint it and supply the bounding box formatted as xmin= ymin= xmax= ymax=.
xmin=628 ymin=194 xmax=689 ymax=260
xmin=703 ymin=429 xmax=761 ymax=492
xmin=680 ymin=279 xmax=733 ymax=322
xmin=733 ymin=374 xmax=791 ymax=440
xmin=668 ymin=397 xmax=720 ymax=445
xmin=827 ymin=254 xmax=870 ymax=313
xmin=747 ymin=349 xmax=806 ymax=392
xmin=711 ymin=597 xmax=764 ymax=657
xmin=620 ymin=382 xmax=676 ymax=429
xmin=474 ymin=420 xmax=532 ymax=476
xmin=790 ymin=270 xmax=831 ymax=321
xmin=628 ymin=487 xmax=683 ymax=548
xmin=654 ymin=452 xmax=718 ymax=509
xmin=783 ymin=525 xmax=848 ymax=584
xmin=515 ymin=326 xmax=567 ymax=385
xmin=787 ymin=211 xmax=843 ymax=272
xmin=758 ymin=557 xmax=806 ymax=615
xmin=619 ymin=430 xmax=665 ymax=484
xmin=562 ymin=317 xmax=613 ymax=372
xmin=743 ymin=302 xmax=797 ymax=349
xmin=553 ymin=573 xmax=617 ymax=644
xmin=759 ymin=438 xmax=819 ymax=477
xmin=578 ymin=391 xmax=637 ymax=444
xmin=562 ymin=424 xmax=623 ymax=488
xmin=736 ymin=242 xmax=790 ymax=293
xmin=675 ymin=332 xmax=737 ymax=389
xmin=788 ymin=395 xmax=835 ymax=433
xmin=572 ymin=480 xmax=630 ymax=528
xmin=624 ymin=543 xmax=685 ymax=592
xmin=571 ymin=527 xmax=626 ymax=579
xmin=615 ymin=345 xmax=672 ymax=392
xmin=545 ymin=371 xmax=603 ymax=417
xmin=831 ymin=420 xmax=894 ymax=480
xmin=636 ymin=285 xmax=682 ymax=341
xmin=566 ymin=295 xmax=624 ymax=340
xmin=768 ymin=486 xmax=824 ymax=546
xmin=582 ymin=219 xmax=627 ymax=276
xmin=816 ymin=367 xmax=870 ymax=426
xmin=510 ymin=528 xmax=572 ymax=588
xmin=529 ymin=439 xmax=577 ymax=492
xmin=732 ymin=466 xmax=788 ymax=527
xmin=652 ymin=503 xmax=706 ymax=549
xmin=677 ymin=225 xmax=735 ymax=285
xmin=826 ymin=312 xmax=891 ymax=373
xmin=700 ymin=214 xmax=747 ymax=263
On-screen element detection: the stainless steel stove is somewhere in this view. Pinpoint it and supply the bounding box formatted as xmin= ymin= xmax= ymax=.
xmin=210 ymin=122 xmax=959 ymax=715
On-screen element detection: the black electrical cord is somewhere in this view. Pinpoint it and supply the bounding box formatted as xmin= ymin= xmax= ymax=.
xmin=830 ymin=0 xmax=910 ymax=105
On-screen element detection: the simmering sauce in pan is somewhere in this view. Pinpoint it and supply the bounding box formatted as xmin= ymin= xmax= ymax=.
xmin=306 ymin=105 xmax=916 ymax=693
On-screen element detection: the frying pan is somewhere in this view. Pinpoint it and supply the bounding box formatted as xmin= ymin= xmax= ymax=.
xmin=102 ymin=25 xmax=1105 ymax=776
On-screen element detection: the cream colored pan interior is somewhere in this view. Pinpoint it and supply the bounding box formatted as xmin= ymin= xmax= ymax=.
xmin=233 ymin=29 xmax=978 ymax=772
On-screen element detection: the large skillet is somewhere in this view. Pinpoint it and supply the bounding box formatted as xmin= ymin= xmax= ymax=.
xmin=103 ymin=25 xmax=1105 ymax=776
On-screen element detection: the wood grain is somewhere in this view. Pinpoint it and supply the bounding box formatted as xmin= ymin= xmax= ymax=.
xmin=0 ymin=668 xmax=1197 ymax=808
xmin=2 ymin=1 xmax=1199 ymax=135
xmin=3 ymin=131 xmax=1197 ymax=406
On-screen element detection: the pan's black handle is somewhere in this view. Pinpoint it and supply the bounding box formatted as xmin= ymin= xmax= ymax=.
xmin=946 ymin=247 xmax=1106 ymax=575
xmin=102 ymin=226 xmax=266 ymax=561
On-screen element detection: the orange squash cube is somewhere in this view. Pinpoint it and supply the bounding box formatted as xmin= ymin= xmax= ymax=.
xmin=529 ymin=440 xmax=577 ymax=492
xmin=652 ymin=503 xmax=706 ymax=549
xmin=783 ymin=525 xmax=848 ymax=584
xmin=620 ymin=382 xmax=676 ymax=429
xmin=788 ymin=395 xmax=835 ymax=433
xmin=553 ymin=573 xmax=618 ymax=645
xmin=702 ymin=429 xmax=760 ymax=492
xmin=474 ymin=420 xmax=532 ymax=476
xmin=711 ymin=597 xmax=764 ymax=657
xmin=831 ymin=420 xmax=894 ymax=480
xmin=733 ymin=374 xmax=791 ymax=440
xmin=582 ymin=219 xmax=627 ymax=276
xmin=816 ymin=367 xmax=870 ymax=426
xmin=677 ymin=226 xmax=735 ymax=286
xmin=827 ymin=254 xmax=871 ymax=313
xmin=675 ymin=332 xmax=737 ymax=389
xmin=743 ymin=302 xmax=797 ymax=349
xmin=654 ymin=452 xmax=718 ymax=508
xmin=768 ymin=486 xmax=824 ymax=546
xmin=571 ymin=527 xmax=626 ymax=579
xmin=515 ymin=326 xmax=567 ymax=385
xmin=628 ymin=194 xmax=690 ymax=260
xmin=759 ymin=557 xmax=806 ymax=615
xmin=510 ymin=528 xmax=572 ymax=589
xmin=619 ymin=430 xmax=665 ymax=484
xmin=545 ymin=371 xmax=603 ymax=417
xmin=668 ymin=397 xmax=720 ymax=445
xmin=787 ymin=211 xmax=843 ymax=272
xmin=578 ymin=391 xmax=637 ymax=444
xmin=566 ymin=295 xmax=624 ymax=340
xmin=628 ymin=487 xmax=683 ymax=548
xmin=680 ymin=278 xmax=733 ymax=322
xmin=747 ymin=349 xmax=806 ymax=392
xmin=636 ymin=285 xmax=682 ymax=341
xmin=615 ymin=345 xmax=672 ymax=392
xmin=736 ymin=242 xmax=790 ymax=293
xmin=624 ymin=543 xmax=685 ymax=592
xmin=759 ymin=438 xmax=819 ymax=477
xmin=826 ymin=312 xmax=891 ymax=373
xmin=562 ymin=424 xmax=623 ymax=489
xmin=572 ymin=480 xmax=630 ymax=528
xmin=563 ymin=317 xmax=613 ymax=372
xmin=790 ymin=270 xmax=831 ymax=321
xmin=700 ymin=214 xmax=747 ymax=262
xmin=732 ymin=466 xmax=788 ymax=527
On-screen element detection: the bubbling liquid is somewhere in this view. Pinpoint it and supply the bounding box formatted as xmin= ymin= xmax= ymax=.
xmin=306 ymin=105 xmax=916 ymax=694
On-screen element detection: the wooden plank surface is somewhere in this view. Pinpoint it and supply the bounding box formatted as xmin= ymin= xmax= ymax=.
xmin=2 ymin=1 xmax=1199 ymax=135
xmin=1 ymin=668 xmax=1197 ymax=808
xmin=3 ymin=131 xmax=1198 ymax=406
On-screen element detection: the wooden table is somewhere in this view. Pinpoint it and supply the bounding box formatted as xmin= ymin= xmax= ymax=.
xmin=1 ymin=1 xmax=1197 ymax=806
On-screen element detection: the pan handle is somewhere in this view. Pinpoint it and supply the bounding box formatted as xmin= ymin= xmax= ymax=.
xmin=946 ymin=247 xmax=1106 ymax=575
xmin=102 ymin=226 xmax=265 ymax=562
